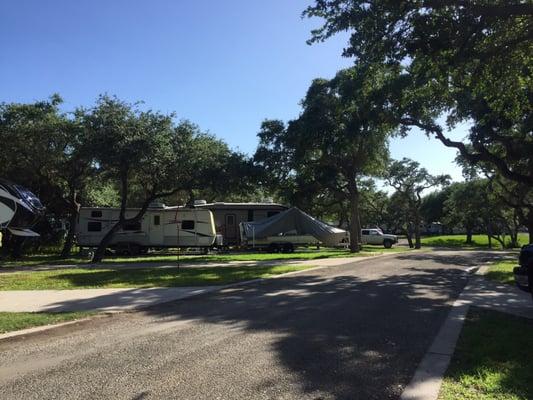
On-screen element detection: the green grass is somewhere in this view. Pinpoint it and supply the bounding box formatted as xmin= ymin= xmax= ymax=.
xmin=0 ymin=245 xmax=407 ymax=268
xmin=0 ymin=264 xmax=317 ymax=290
xmin=439 ymin=308 xmax=533 ymax=400
xmin=485 ymin=261 xmax=517 ymax=285
xmin=421 ymin=233 xmax=528 ymax=249
xmin=0 ymin=311 xmax=94 ymax=334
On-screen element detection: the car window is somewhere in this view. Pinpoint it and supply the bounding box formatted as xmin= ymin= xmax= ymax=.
xmin=362 ymin=230 xmax=370 ymax=235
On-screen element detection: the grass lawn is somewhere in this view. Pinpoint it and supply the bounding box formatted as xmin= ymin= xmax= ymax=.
xmin=485 ymin=260 xmax=517 ymax=285
xmin=439 ymin=308 xmax=533 ymax=400
xmin=0 ymin=245 xmax=407 ymax=268
xmin=421 ymin=233 xmax=529 ymax=249
xmin=0 ymin=311 xmax=94 ymax=334
xmin=0 ymin=264 xmax=317 ymax=290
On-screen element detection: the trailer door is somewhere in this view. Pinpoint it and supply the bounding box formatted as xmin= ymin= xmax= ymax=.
xmin=150 ymin=213 xmax=164 ymax=245
xmin=224 ymin=213 xmax=237 ymax=242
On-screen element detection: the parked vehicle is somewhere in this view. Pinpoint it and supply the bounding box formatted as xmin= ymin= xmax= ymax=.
xmin=0 ymin=178 xmax=44 ymax=237
xmin=514 ymin=244 xmax=533 ymax=299
xmin=76 ymin=205 xmax=217 ymax=255
xmin=240 ymin=207 xmax=350 ymax=252
xmin=193 ymin=200 xmax=288 ymax=246
xmin=361 ymin=228 xmax=398 ymax=248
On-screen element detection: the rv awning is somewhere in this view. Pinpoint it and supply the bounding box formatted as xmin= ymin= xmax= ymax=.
xmin=240 ymin=207 xmax=347 ymax=247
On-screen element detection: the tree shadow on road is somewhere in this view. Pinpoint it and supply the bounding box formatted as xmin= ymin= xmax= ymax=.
xmin=395 ymin=250 xmax=514 ymax=267
xmin=135 ymin=266 xmax=469 ymax=399
xmin=9 ymin=259 xmax=479 ymax=399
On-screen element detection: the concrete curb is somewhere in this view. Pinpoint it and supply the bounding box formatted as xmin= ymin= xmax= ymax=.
xmin=400 ymin=297 xmax=470 ymax=400
xmin=0 ymin=251 xmax=403 ymax=341
xmin=0 ymin=313 xmax=115 ymax=340
xmin=400 ymin=265 xmax=484 ymax=400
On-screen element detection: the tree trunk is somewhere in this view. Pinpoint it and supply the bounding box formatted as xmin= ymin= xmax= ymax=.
xmin=486 ymin=217 xmax=492 ymax=249
xmin=348 ymin=183 xmax=361 ymax=253
xmin=91 ymin=182 xmax=159 ymax=263
xmin=524 ymin=211 xmax=533 ymax=244
xmin=92 ymin=173 xmax=129 ymax=263
xmin=465 ymin=226 xmax=473 ymax=245
xmin=91 ymin=221 xmax=124 ymax=263
xmin=414 ymin=210 xmax=421 ymax=249
xmin=405 ymin=226 xmax=414 ymax=248
xmin=61 ymin=190 xmax=81 ymax=258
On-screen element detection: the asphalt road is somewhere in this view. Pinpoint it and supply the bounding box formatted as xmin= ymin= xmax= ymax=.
xmin=0 ymin=250 xmax=504 ymax=400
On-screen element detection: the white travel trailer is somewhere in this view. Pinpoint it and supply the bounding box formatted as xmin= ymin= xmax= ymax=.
xmin=76 ymin=205 xmax=217 ymax=254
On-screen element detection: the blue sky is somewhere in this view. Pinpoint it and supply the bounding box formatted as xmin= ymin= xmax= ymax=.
xmin=1 ymin=0 xmax=465 ymax=183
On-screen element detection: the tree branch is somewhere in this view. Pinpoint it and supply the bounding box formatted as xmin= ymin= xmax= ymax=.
xmin=399 ymin=118 xmax=532 ymax=185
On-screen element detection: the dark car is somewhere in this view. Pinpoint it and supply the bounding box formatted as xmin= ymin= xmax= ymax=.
xmin=514 ymin=244 xmax=533 ymax=299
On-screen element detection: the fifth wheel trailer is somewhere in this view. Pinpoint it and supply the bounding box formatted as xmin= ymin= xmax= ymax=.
xmin=76 ymin=205 xmax=217 ymax=254
xmin=0 ymin=179 xmax=44 ymax=237
xmin=192 ymin=201 xmax=288 ymax=245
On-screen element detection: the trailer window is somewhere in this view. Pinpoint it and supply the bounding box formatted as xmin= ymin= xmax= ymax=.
xmin=91 ymin=210 xmax=102 ymax=218
xmin=88 ymin=222 xmax=102 ymax=232
xmin=153 ymin=215 xmax=160 ymax=226
xmin=181 ymin=220 xmax=195 ymax=230
xmin=123 ymin=221 xmax=141 ymax=231
xmin=267 ymin=211 xmax=279 ymax=218
xmin=247 ymin=209 xmax=254 ymax=221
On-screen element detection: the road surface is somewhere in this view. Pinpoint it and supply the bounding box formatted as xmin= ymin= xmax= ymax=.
xmin=0 ymin=250 xmax=503 ymax=400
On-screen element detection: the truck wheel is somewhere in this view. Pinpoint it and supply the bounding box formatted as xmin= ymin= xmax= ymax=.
xmin=383 ymin=240 xmax=393 ymax=249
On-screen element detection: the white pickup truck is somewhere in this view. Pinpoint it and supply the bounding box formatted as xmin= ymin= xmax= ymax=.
xmin=361 ymin=228 xmax=398 ymax=248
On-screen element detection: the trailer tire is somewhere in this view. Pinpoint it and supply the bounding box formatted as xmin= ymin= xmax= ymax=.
xmin=282 ymin=243 xmax=294 ymax=253
xmin=268 ymin=243 xmax=280 ymax=253
xmin=116 ymin=243 xmax=141 ymax=256
xmin=383 ymin=240 xmax=393 ymax=249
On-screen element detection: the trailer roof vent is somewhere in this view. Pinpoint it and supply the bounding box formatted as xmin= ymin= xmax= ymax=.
xmin=149 ymin=201 xmax=165 ymax=208
xmin=194 ymin=199 xmax=207 ymax=206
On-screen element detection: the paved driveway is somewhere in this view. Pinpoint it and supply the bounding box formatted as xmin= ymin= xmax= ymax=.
xmin=0 ymin=250 xmax=505 ymax=399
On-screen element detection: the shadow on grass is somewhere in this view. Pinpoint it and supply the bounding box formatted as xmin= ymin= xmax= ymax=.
xmin=52 ymin=265 xmax=308 ymax=288
xmin=33 ymin=255 xmax=478 ymax=399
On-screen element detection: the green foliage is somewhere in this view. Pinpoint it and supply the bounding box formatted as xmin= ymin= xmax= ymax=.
xmin=385 ymin=158 xmax=450 ymax=247
xmin=84 ymin=181 xmax=120 ymax=207
xmin=0 ymin=95 xmax=88 ymax=216
xmin=255 ymin=64 xmax=401 ymax=250
xmin=443 ymin=180 xmax=490 ymax=233
xmin=444 ymin=179 xmax=524 ymax=247
xmin=304 ymin=1 xmax=533 ymax=187
xmin=420 ymin=188 xmax=450 ymax=225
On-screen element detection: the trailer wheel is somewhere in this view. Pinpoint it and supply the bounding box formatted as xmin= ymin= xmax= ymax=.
xmin=383 ymin=240 xmax=393 ymax=249
xmin=282 ymin=243 xmax=294 ymax=253
xmin=268 ymin=243 xmax=280 ymax=253
xmin=116 ymin=243 xmax=141 ymax=256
